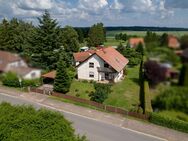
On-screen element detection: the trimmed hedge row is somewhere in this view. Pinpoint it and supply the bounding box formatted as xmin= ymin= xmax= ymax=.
xmin=1 ymin=72 xmax=41 ymax=87
xmin=149 ymin=113 xmax=188 ymax=133
xmin=144 ymin=81 xmax=153 ymax=113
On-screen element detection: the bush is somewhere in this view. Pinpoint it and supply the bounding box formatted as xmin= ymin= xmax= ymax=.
xmin=117 ymin=46 xmax=142 ymax=67
xmin=179 ymin=63 xmax=188 ymax=86
xmin=150 ymin=112 xmax=188 ymax=133
xmin=2 ymin=72 xmax=41 ymax=88
xmin=144 ymin=60 xmax=167 ymax=87
xmin=2 ymin=72 xmax=20 ymax=87
xmin=22 ymin=79 xmax=41 ymax=87
xmin=152 ymin=87 xmax=188 ymax=114
xmin=0 ymin=102 xmax=87 ymax=141
xmin=89 ymin=83 xmax=112 ymax=103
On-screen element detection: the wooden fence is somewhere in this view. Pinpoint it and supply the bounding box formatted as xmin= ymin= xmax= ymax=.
xmin=30 ymin=87 xmax=149 ymax=120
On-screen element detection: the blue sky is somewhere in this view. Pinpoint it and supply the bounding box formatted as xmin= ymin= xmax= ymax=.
xmin=0 ymin=0 xmax=188 ymax=28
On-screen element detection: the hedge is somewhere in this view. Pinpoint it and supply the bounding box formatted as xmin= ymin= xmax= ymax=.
xmin=184 ymin=63 xmax=188 ymax=86
xmin=150 ymin=113 xmax=188 ymax=133
xmin=0 ymin=102 xmax=86 ymax=141
xmin=144 ymin=81 xmax=153 ymax=113
xmin=2 ymin=72 xmax=41 ymax=87
xmin=153 ymin=87 xmax=188 ymax=114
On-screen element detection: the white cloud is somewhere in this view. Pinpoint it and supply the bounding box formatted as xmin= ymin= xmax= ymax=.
xmin=110 ymin=0 xmax=174 ymax=19
xmin=110 ymin=0 xmax=124 ymax=10
xmin=165 ymin=0 xmax=188 ymax=9
xmin=16 ymin=0 xmax=53 ymax=11
xmin=0 ymin=0 xmax=187 ymax=27
xmin=78 ymin=0 xmax=108 ymax=13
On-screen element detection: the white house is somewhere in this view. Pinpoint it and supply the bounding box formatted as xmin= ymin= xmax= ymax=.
xmin=7 ymin=67 xmax=41 ymax=80
xmin=0 ymin=50 xmax=41 ymax=79
xmin=73 ymin=47 xmax=129 ymax=83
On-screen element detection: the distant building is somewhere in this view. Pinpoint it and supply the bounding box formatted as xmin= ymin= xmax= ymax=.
xmin=168 ymin=35 xmax=180 ymax=49
xmin=0 ymin=50 xmax=41 ymax=79
xmin=128 ymin=38 xmax=144 ymax=48
xmin=80 ymin=46 xmax=89 ymax=52
xmin=73 ymin=47 xmax=129 ymax=83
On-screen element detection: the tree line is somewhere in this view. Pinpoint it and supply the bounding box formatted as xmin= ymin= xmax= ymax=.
xmin=0 ymin=10 xmax=106 ymax=93
xmin=0 ymin=10 xmax=106 ymax=70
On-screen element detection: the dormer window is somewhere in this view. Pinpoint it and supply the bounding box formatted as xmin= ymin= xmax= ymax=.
xmin=89 ymin=62 xmax=94 ymax=68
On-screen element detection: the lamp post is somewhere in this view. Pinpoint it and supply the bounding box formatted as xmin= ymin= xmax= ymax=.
xmin=18 ymin=77 xmax=22 ymax=90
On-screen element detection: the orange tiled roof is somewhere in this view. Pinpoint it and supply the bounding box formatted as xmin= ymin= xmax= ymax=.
xmin=42 ymin=70 xmax=56 ymax=79
xmin=129 ymin=38 xmax=144 ymax=48
xmin=96 ymin=47 xmax=129 ymax=72
xmin=73 ymin=50 xmax=95 ymax=62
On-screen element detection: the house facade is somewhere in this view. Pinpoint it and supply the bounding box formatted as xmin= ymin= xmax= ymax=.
xmin=0 ymin=51 xmax=41 ymax=79
xmin=74 ymin=47 xmax=129 ymax=83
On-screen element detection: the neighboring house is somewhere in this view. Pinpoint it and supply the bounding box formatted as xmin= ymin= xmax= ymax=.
xmin=8 ymin=67 xmax=41 ymax=80
xmin=168 ymin=35 xmax=180 ymax=49
xmin=73 ymin=47 xmax=129 ymax=83
xmin=0 ymin=50 xmax=41 ymax=79
xmin=160 ymin=63 xmax=179 ymax=80
xmin=128 ymin=38 xmax=144 ymax=48
xmin=0 ymin=50 xmax=27 ymax=72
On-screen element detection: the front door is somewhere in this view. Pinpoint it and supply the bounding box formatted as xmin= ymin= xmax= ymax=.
xmin=105 ymin=73 xmax=109 ymax=80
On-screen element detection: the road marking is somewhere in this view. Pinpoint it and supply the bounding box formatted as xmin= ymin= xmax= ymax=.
xmin=0 ymin=92 xmax=167 ymax=141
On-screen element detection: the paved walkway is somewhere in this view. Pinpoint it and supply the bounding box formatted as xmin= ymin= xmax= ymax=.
xmin=0 ymin=86 xmax=187 ymax=141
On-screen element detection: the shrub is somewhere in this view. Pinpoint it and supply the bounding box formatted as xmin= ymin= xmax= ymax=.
xmin=75 ymin=89 xmax=79 ymax=92
xmin=2 ymin=72 xmax=41 ymax=88
xmin=22 ymin=79 xmax=41 ymax=87
xmin=150 ymin=113 xmax=188 ymax=133
xmin=76 ymin=93 xmax=80 ymax=97
xmin=179 ymin=63 xmax=188 ymax=86
xmin=117 ymin=47 xmax=142 ymax=67
xmin=0 ymin=102 xmax=87 ymax=141
xmin=152 ymin=87 xmax=188 ymax=114
xmin=89 ymin=83 xmax=112 ymax=103
xmin=144 ymin=60 xmax=167 ymax=87
xmin=2 ymin=72 xmax=20 ymax=87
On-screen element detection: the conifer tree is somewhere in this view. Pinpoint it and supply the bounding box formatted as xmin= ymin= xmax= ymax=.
xmin=53 ymin=53 xmax=71 ymax=93
xmin=31 ymin=10 xmax=62 ymax=69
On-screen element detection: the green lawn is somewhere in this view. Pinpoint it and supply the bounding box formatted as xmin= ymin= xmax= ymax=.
xmin=68 ymin=66 xmax=140 ymax=110
xmin=68 ymin=80 xmax=94 ymax=99
xmin=157 ymin=110 xmax=188 ymax=122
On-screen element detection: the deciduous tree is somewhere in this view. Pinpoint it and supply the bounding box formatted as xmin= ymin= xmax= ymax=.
xmin=88 ymin=23 xmax=106 ymax=47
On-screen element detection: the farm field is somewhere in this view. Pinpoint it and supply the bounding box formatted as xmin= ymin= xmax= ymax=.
xmin=104 ymin=38 xmax=126 ymax=46
xmin=106 ymin=30 xmax=188 ymax=37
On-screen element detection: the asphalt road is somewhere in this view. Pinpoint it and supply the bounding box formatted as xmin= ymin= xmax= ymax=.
xmin=0 ymin=93 xmax=165 ymax=141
